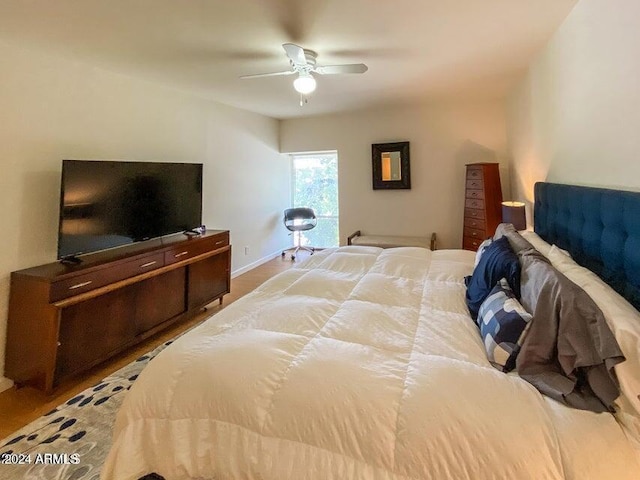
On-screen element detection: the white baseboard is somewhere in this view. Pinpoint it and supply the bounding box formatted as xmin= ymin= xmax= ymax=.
xmin=231 ymin=247 xmax=288 ymax=279
xmin=0 ymin=376 xmax=14 ymax=393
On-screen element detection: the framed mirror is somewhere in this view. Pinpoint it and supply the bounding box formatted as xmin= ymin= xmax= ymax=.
xmin=372 ymin=141 xmax=411 ymax=190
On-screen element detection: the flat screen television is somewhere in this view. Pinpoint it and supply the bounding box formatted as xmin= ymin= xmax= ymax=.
xmin=58 ymin=160 xmax=203 ymax=259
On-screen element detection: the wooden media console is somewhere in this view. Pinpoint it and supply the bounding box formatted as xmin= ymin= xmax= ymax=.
xmin=5 ymin=230 xmax=231 ymax=393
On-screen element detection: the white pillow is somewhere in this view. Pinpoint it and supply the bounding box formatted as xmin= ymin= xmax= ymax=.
xmin=520 ymin=230 xmax=573 ymax=258
xmin=519 ymin=230 xmax=553 ymax=256
xmin=548 ymin=245 xmax=640 ymax=446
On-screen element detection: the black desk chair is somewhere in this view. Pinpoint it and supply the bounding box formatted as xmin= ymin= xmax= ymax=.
xmin=282 ymin=207 xmax=317 ymax=261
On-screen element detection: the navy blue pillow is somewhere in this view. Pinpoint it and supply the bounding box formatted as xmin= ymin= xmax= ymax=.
xmin=465 ymin=236 xmax=520 ymax=320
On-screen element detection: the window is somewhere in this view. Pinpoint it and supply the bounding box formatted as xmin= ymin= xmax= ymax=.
xmin=291 ymin=152 xmax=339 ymax=248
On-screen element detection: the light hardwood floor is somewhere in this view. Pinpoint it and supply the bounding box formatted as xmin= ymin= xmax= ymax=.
xmin=0 ymin=251 xmax=310 ymax=439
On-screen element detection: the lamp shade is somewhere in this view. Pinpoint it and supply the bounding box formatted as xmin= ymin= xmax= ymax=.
xmin=501 ymin=201 xmax=526 ymax=231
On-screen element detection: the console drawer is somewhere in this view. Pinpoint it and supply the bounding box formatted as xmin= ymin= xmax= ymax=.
xmin=209 ymin=231 xmax=230 ymax=250
xmin=164 ymin=232 xmax=229 ymax=266
xmin=50 ymin=252 xmax=165 ymax=302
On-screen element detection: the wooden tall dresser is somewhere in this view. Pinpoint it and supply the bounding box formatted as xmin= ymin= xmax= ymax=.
xmin=462 ymin=163 xmax=503 ymax=251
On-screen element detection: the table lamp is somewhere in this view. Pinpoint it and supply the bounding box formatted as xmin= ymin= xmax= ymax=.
xmin=501 ymin=201 xmax=526 ymax=231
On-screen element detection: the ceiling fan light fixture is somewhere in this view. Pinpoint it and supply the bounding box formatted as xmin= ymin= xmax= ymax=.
xmin=241 ymin=44 xmax=367 ymax=104
xmin=293 ymin=73 xmax=317 ymax=94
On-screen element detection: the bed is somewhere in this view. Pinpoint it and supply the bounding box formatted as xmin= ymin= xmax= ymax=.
xmin=102 ymin=182 xmax=640 ymax=480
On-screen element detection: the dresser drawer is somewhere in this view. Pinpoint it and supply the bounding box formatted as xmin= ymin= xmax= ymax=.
xmin=466 ymin=179 xmax=484 ymax=190
xmin=50 ymin=252 xmax=165 ymax=302
xmin=463 ymin=236 xmax=482 ymax=251
xmin=465 ymin=189 xmax=485 ymax=200
xmin=464 ymin=227 xmax=487 ymax=241
xmin=466 ymin=167 xmax=484 ymax=180
xmin=464 ymin=208 xmax=485 ymax=220
xmin=464 ymin=217 xmax=486 ymax=230
xmin=465 ymin=198 xmax=485 ymax=210
xmin=164 ymin=232 xmax=229 ymax=266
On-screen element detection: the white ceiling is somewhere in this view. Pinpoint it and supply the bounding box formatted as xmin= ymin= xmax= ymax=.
xmin=0 ymin=0 xmax=577 ymax=119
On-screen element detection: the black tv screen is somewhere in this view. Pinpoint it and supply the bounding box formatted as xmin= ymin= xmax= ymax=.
xmin=58 ymin=160 xmax=203 ymax=259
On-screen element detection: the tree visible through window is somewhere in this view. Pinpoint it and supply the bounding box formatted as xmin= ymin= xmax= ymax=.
xmin=291 ymin=152 xmax=339 ymax=248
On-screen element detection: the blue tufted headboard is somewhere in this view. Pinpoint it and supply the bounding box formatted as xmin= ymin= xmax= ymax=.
xmin=534 ymin=182 xmax=640 ymax=311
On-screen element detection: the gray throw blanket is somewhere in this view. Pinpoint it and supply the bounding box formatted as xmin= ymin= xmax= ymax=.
xmin=517 ymin=251 xmax=625 ymax=412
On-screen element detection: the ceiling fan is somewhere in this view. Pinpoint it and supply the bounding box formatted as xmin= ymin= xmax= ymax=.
xmin=240 ymin=43 xmax=368 ymax=102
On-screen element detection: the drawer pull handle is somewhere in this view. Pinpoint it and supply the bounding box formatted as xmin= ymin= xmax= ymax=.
xmin=215 ymin=240 xmax=224 ymax=245
xmin=69 ymin=280 xmax=92 ymax=290
xmin=175 ymin=251 xmax=189 ymax=258
xmin=140 ymin=261 xmax=157 ymax=268
xmin=57 ymin=342 xmax=61 ymax=347
xmin=472 ymin=232 xmax=477 ymax=237
xmin=473 ymin=241 xmax=478 ymax=246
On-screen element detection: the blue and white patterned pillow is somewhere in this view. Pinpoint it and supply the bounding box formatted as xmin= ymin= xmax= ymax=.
xmin=478 ymin=278 xmax=533 ymax=372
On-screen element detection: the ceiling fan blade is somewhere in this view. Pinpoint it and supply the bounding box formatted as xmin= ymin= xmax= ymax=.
xmin=283 ymin=43 xmax=308 ymax=65
xmin=314 ymin=64 xmax=368 ymax=75
xmin=239 ymin=70 xmax=295 ymax=79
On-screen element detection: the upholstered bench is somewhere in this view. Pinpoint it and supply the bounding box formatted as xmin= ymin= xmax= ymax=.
xmin=347 ymin=231 xmax=437 ymax=250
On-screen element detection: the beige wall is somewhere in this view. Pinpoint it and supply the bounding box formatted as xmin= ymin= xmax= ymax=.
xmin=281 ymin=101 xmax=508 ymax=249
xmin=508 ymin=0 xmax=640 ymax=223
xmin=0 ymin=41 xmax=290 ymax=390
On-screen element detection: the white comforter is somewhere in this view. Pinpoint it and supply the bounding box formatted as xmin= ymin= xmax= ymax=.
xmin=102 ymin=247 xmax=640 ymax=479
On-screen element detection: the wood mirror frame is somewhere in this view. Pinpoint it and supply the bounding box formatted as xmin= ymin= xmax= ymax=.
xmin=371 ymin=141 xmax=411 ymax=190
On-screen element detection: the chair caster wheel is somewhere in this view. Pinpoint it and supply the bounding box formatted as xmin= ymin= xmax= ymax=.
xmin=291 ymin=256 xmax=295 ymax=261
xmin=281 ymin=252 xmax=285 ymax=257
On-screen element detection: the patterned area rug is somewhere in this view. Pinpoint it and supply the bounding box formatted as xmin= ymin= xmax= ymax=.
xmin=0 ymin=337 xmax=177 ymax=480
